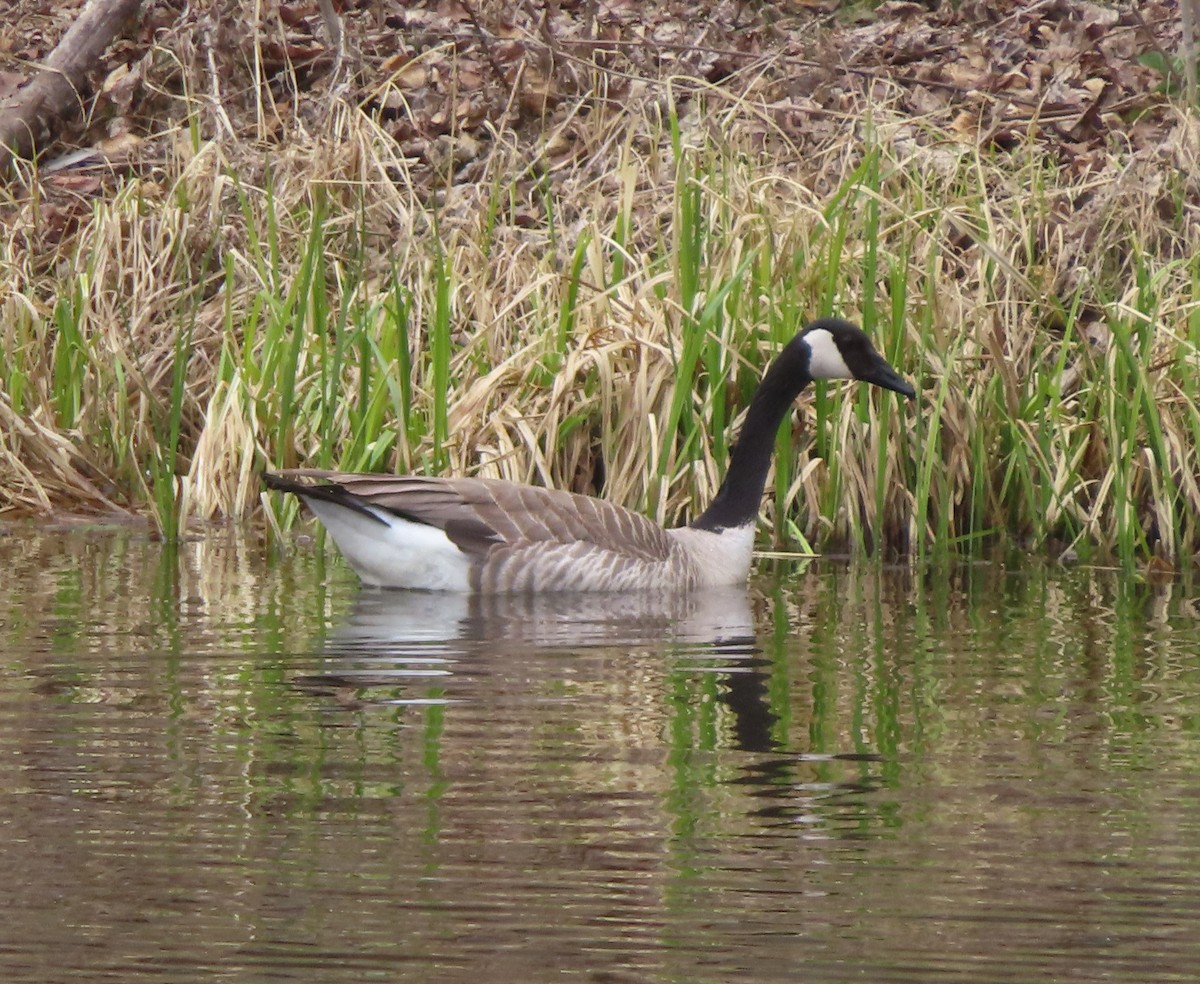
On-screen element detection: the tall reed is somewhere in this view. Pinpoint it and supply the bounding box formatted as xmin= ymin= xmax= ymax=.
xmin=2 ymin=86 xmax=1199 ymax=567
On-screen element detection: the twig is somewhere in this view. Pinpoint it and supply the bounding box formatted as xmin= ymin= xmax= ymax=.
xmin=458 ymin=0 xmax=512 ymax=84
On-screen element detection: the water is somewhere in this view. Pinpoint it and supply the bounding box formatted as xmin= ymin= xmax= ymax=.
xmin=2 ymin=526 xmax=1200 ymax=982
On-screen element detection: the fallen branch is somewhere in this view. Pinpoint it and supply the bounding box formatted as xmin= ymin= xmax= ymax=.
xmin=0 ymin=0 xmax=144 ymax=179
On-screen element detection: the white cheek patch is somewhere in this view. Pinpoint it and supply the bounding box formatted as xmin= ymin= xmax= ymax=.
xmin=805 ymin=328 xmax=853 ymax=380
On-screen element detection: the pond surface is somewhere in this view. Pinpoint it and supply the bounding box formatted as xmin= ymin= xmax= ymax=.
xmin=2 ymin=526 xmax=1200 ymax=982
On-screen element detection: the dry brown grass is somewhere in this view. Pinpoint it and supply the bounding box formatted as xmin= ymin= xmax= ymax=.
xmin=2 ymin=1 xmax=1199 ymax=565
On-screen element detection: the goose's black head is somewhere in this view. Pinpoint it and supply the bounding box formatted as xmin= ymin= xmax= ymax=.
xmin=796 ymin=318 xmax=916 ymax=399
xmin=689 ymin=317 xmax=915 ymax=532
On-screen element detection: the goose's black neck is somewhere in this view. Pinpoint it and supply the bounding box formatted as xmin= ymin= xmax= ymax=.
xmin=690 ymin=340 xmax=812 ymax=532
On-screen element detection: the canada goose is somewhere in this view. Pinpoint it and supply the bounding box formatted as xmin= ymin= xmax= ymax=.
xmin=264 ymin=318 xmax=915 ymax=593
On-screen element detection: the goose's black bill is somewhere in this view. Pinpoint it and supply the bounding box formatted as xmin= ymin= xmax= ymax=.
xmin=861 ymin=352 xmax=916 ymax=400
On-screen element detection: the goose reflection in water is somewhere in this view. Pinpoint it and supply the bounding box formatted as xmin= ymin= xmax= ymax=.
xmin=292 ymin=585 xmax=782 ymax=753
xmin=290 ymin=581 xmax=888 ymax=835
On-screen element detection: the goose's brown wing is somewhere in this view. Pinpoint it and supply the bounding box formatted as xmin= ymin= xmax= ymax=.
xmin=268 ymin=470 xmax=674 ymax=562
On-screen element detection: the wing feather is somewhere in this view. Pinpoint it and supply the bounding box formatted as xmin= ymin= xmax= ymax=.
xmin=273 ymin=469 xmax=674 ymax=562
